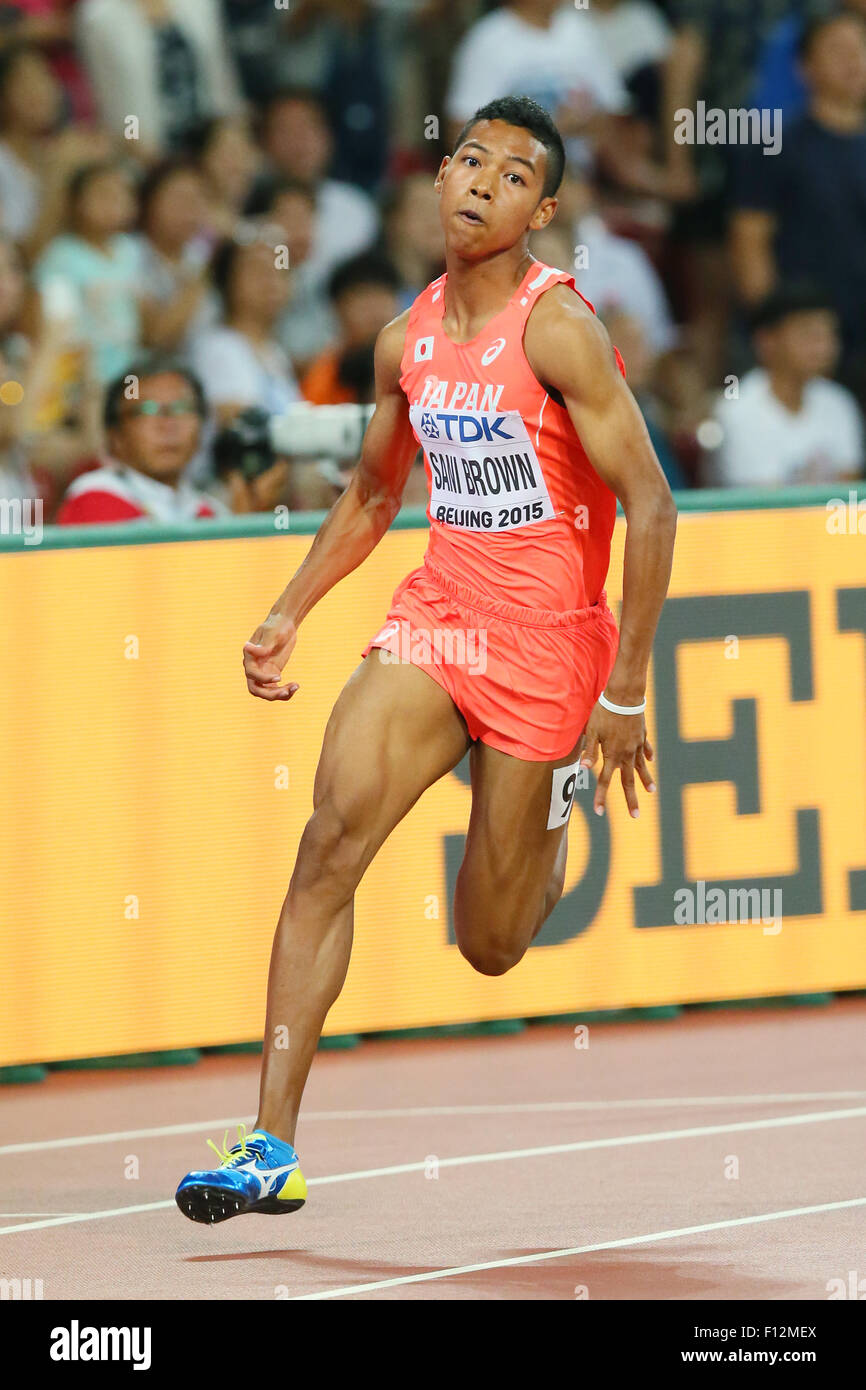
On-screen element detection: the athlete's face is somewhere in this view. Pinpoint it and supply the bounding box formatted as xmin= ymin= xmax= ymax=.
xmin=435 ymin=120 xmax=557 ymax=258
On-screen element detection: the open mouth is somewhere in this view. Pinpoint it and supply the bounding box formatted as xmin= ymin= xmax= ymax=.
xmin=458 ymin=208 xmax=484 ymax=225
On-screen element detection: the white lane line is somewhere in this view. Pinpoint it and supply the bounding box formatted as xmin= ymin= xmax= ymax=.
xmin=0 ymin=1117 xmax=257 ymax=1157
xmin=0 ymin=1200 xmax=173 ymax=1234
xmin=292 ymin=1196 xmax=866 ymax=1300
xmin=2 ymin=1103 xmax=865 ymax=1237
xmin=3 ymin=1092 xmax=865 ymax=1156
xmin=300 ymin=1105 xmax=866 ymax=1184
xmin=297 ymin=1092 xmax=866 ymax=1120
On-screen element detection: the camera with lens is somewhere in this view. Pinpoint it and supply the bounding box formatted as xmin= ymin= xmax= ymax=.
xmin=211 ymin=401 xmax=376 ymax=482
xmin=212 ymin=407 xmax=276 ymax=482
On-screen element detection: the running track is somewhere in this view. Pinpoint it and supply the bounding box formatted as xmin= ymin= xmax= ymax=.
xmin=1 ymin=1000 xmax=864 ymax=1300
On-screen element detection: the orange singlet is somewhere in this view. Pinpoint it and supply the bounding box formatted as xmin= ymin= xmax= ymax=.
xmin=362 ymin=257 xmax=622 ymax=762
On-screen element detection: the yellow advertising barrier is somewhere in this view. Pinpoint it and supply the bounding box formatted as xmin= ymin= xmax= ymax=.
xmin=1 ymin=499 xmax=865 ymax=1065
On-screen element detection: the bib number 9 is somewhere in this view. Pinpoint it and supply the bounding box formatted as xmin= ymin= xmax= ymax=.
xmin=547 ymin=760 xmax=581 ymax=830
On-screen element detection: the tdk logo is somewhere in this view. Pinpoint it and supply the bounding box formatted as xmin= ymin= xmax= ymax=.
xmin=419 ymin=412 xmax=514 ymax=443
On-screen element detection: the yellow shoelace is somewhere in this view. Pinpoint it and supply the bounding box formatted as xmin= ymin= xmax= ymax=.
xmin=206 ymin=1121 xmax=251 ymax=1168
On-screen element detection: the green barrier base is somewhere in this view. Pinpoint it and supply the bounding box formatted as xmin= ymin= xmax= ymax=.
xmin=48 ymin=1049 xmax=201 ymax=1071
xmin=365 ymin=1018 xmax=526 ymax=1042
xmin=205 ymin=1038 xmax=364 ymax=1054
xmin=530 ymin=1005 xmax=682 ymax=1026
xmin=0 ymin=1064 xmax=46 ymax=1084
xmin=461 ymin=1018 xmax=526 ymax=1036
xmin=689 ymin=993 xmax=834 ymax=1012
xmin=317 ymin=1034 xmax=361 ymax=1050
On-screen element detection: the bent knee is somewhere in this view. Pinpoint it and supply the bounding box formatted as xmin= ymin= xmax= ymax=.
xmin=457 ymin=934 xmax=526 ymax=977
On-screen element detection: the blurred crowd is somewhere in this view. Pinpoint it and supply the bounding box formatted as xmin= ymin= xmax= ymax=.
xmin=0 ymin=0 xmax=864 ymax=526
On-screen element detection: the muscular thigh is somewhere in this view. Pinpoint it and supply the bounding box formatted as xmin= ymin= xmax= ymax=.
xmin=308 ymin=652 xmax=470 ymax=868
xmin=457 ymin=737 xmax=583 ymax=919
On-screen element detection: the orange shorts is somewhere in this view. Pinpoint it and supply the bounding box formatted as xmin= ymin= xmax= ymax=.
xmin=361 ymin=560 xmax=620 ymax=762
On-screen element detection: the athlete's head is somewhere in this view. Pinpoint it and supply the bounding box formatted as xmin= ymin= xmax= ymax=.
xmin=436 ymin=96 xmax=565 ymax=257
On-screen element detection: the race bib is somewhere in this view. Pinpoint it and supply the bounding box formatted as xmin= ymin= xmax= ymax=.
xmin=547 ymin=759 xmax=582 ymax=830
xmin=409 ymin=404 xmax=555 ymax=533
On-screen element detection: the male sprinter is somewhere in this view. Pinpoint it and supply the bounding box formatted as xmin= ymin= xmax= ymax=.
xmin=176 ymin=96 xmax=676 ymax=1223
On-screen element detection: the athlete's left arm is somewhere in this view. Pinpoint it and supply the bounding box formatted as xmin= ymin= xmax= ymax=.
xmin=525 ymin=288 xmax=678 ymax=818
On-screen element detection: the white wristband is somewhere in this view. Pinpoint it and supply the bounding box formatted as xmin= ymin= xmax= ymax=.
xmin=598 ymin=690 xmax=646 ymax=716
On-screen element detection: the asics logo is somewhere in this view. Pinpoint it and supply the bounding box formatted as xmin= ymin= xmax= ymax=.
xmin=481 ymin=337 xmax=507 ymax=365
xmin=372 ymin=620 xmax=401 ymax=646
xmin=233 ymin=1160 xmax=298 ymax=1199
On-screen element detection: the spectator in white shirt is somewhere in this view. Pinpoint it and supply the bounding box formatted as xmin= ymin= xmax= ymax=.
xmin=706 ymin=285 xmax=864 ymax=488
xmin=445 ymin=0 xmax=684 ymax=196
xmin=590 ymin=0 xmax=673 ymax=92
xmin=190 ymin=234 xmax=301 ymax=427
xmin=256 ymin=87 xmax=379 ymax=293
xmin=569 ymin=169 xmax=677 ymax=354
xmin=445 ymin=0 xmax=629 ymax=171
xmin=77 ymin=0 xmax=243 ymax=159
xmin=136 ymin=159 xmax=219 ymax=353
xmin=531 ymin=172 xmax=677 ymax=354
xmin=590 ymin=0 xmax=674 ymax=175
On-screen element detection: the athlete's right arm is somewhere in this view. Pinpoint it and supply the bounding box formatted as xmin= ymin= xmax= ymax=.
xmin=242 ymin=311 xmax=417 ymax=701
